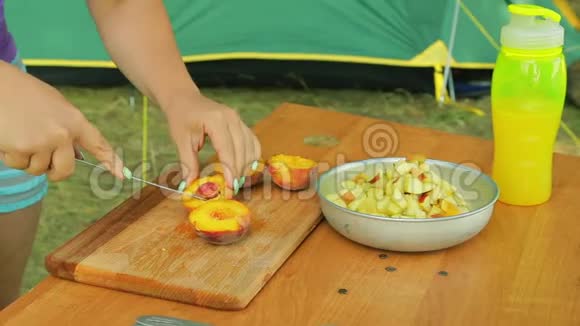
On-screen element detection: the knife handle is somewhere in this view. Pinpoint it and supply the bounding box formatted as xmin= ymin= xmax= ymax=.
xmin=74 ymin=146 xmax=85 ymax=160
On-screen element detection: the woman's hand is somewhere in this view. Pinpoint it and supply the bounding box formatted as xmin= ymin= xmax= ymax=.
xmin=86 ymin=0 xmax=260 ymax=191
xmin=163 ymin=91 xmax=261 ymax=193
xmin=0 ymin=62 xmax=124 ymax=181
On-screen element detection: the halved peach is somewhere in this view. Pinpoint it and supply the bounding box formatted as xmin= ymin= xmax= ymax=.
xmin=188 ymin=199 xmax=251 ymax=245
xmin=182 ymin=174 xmax=233 ymax=211
xmin=266 ymin=154 xmax=318 ymax=191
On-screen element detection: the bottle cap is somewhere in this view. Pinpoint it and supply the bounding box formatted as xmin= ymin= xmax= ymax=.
xmin=500 ymin=4 xmax=564 ymax=50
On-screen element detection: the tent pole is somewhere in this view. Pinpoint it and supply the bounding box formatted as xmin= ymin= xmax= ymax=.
xmin=449 ymin=69 xmax=456 ymax=101
xmin=141 ymin=95 xmax=149 ymax=184
xmin=442 ymin=0 xmax=461 ymax=104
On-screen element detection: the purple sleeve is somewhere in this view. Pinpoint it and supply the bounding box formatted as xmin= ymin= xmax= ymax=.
xmin=0 ymin=0 xmax=18 ymax=63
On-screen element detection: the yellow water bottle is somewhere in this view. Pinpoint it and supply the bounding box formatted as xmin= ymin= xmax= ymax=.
xmin=491 ymin=4 xmax=566 ymax=206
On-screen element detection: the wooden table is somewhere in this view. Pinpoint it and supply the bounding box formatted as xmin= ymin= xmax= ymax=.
xmin=1 ymin=103 xmax=579 ymax=326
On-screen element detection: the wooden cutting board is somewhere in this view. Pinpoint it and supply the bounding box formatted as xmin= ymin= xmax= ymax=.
xmin=45 ymin=106 xmax=327 ymax=311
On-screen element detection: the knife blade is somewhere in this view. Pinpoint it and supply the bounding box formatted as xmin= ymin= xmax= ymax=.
xmin=134 ymin=315 xmax=212 ymax=326
xmin=74 ymin=159 xmax=207 ymax=201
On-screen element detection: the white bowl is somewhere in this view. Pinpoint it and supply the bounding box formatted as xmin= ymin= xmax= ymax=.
xmin=316 ymin=157 xmax=499 ymax=252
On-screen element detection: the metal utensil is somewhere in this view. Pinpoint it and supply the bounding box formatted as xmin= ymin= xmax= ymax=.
xmin=75 ymin=159 xmax=207 ymax=201
xmin=134 ymin=315 xmax=212 ymax=326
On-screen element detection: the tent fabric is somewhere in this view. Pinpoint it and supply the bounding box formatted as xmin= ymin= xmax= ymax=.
xmin=7 ymin=0 xmax=579 ymax=168
xmin=5 ymin=0 xmax=495 ymax=67
xmin=4 ymin=0 xmax=580 ymax=92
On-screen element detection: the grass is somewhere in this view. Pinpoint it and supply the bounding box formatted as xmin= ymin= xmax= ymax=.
xmin=19 ymin=82 xmax=580 ymax=294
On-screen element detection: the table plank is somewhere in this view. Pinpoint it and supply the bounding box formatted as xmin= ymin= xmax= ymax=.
xmin=1 ymin=103 xmax=579 ymax=326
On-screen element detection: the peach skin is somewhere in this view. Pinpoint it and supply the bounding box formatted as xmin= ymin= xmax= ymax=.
xmin=188 ymin=199 xmax=251 ymax=245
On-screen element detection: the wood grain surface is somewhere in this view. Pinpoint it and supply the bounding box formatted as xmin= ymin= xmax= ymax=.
xmin=43 ymin=108 xmax=325 ymax=310
xmin=1 ymin=103 xmax=579 ymax=326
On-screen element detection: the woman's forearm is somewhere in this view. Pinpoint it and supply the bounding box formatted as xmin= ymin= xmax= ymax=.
xmin=0 ymin=60 xmax=61 ymax=103
xmin=86 ymin=0 xmax=199 ymax=110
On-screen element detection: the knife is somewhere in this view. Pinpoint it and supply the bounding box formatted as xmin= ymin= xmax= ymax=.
xmin=74 ymin=157 xmax=207 ymax=201
xmin=134 ymin=315 xmax=212 ymax=326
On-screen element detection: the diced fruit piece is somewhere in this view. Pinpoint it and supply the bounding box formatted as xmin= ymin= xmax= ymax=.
xmin=376 ymin=198 xmax=390 ymax=213
xmin=385 ymin=201 xmax=403 ymax=215
xmin=404 ymin=194 xmax=417 ymax=208
xmin=360 ymin=196 xmax=378 ymax=214
xmin=351 ymin=186 xmax=364 ymax=198
xmin=419 ymin=194 xmax=432 ymax=211
xmin=336 ymin=201 xmax=347 ymax=208
xmin=431 ymin=172 xmax=441 ymax=184
xmin=188 ymin=199 xmax=251 ymax=245
xmin=392 ymin=187 xmax=403 ymax=200
xmin=267 ymin=154 xmax=318 ymax=190
xmin=339 ymin=189 xmax=356 ymax=204
xmin=374 ymin=189 xmax=385 ymax=200
xmin=430 ymin=186 xmax=442 ymax=201
xmin=367 ymin=188 xmax=384 ymax=200
xmin=341 ymin=185 xmax=363 ymax=201
xmin=325 ymin=193 xmax=347 ymax=208
xmin=325 ymin=193 xmax=340 ymax=201
xmin=353 ymin=173 xmax=369 ymax=184
xmin=411 ymin=167 xmax=422 ymax=177
xmin=368 ymin=167 xmax=384 ymax=184
xmin=386 ymin=167 xmax=395 ymax=179
xmin=441 ymin=198 xmax=461 ymax=216
xmin=444 ymin=195 xmax=458 ymax=206
xmin=395 ymin=161 xmax=414 ymax=175
xmin=372 ymin=179 xmax=384 ymax=190
xmin=441 ymin=181 xmax=452 ymax=195
xmin=348 ymin=198 xmax=364 ymax=211
xmin=403 ymin=175 xmax=424 ymax=194
xmin=341 ymin=180 xmax=356 ymax=190
xmin=392 ymin=188 xmax=407 ymax=209
xmin=429 ymin=205 xmax=444 ymax=217
xmin=182 ymin=174 xmax=233 ymax=211
xmin=384 ymin=181 xmax=394 ymax=196
xmin=393 ymin=176 xmax=403 ymax=192
xmin=373 ymin=178 xmax=385 ymax=190
xmin=361 ymin=182 xmax=371 ymax=192
xmin=403 ymin=196 xmax=422 ymax=218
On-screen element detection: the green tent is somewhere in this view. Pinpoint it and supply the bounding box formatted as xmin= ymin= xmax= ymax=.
xmin=5 ymin=0 xmax=580 ymax=98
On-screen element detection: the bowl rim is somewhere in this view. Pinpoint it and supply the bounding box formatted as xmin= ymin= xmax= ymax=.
xmin=316 ymin=157 xmax=500 ymax=223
